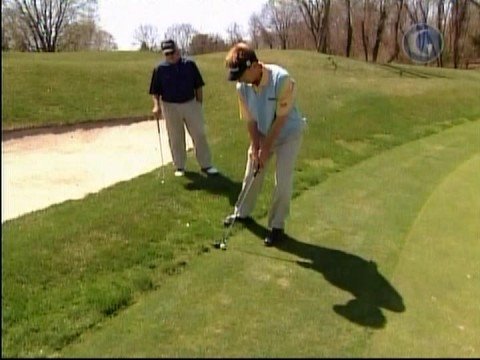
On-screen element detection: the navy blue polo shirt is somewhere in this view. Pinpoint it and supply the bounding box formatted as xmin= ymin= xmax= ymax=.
xmin=149 ymin=57 xmax=205 ymax=103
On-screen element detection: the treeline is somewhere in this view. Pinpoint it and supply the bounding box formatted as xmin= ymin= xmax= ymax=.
xmin=136 ymin=0 xmax=480 ymax=68
xmin=3 ymin=0 xmax=479 ymax=68
xmin=2 ymin=0 xmax=117 ymax=52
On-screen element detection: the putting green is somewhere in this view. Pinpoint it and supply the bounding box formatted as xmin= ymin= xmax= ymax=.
xmin=62 ymin=120 xmax=480 ymax=357
xmin=365 ymin=153 xmax=480 ymax=357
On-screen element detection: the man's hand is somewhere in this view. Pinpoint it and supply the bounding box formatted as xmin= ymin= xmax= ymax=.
xmin=152 ymin=106 xmax=161 ymax=119
xmin=257 ymin=144 xmax=271 ymax=169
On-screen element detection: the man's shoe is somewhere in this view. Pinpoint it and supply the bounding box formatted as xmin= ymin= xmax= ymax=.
xmin=174 ymin=169 xmax=185 ymax=177
xmin=223 ymin=214 xmax=253 ymax=227
xmin=201 ymin=166 xmax=219 ymax=176
xmin=264 ymin=228 xmax=284 ymax=247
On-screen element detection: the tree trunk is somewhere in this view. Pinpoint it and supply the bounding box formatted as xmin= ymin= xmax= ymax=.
xmin=388 ymin=0 xmax=404 ymax=63
xmin=361 ymin=20 xmax=369 ymax=62
xmin=345 ymin=0 xmax=353 ymax=57
xmin=372 ymin=0 xmax=387 ymax=63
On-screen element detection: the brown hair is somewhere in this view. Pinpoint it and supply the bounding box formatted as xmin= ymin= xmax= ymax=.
xmin=225 ymin=42 xmax=258 ymax=68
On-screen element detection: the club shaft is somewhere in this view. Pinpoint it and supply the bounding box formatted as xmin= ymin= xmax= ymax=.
xmin=155 ymin=116 xmax=165 ymax=179
xmin=222 ymin=167 xmax=259 ymax=245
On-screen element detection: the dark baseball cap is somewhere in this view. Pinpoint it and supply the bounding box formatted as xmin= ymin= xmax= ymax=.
xmin=227 ymin=52 xmax=258 ymax=81
xmin=161 ymin=39 xmax=176 ymax=55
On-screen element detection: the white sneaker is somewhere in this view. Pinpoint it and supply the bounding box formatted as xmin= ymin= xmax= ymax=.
xmin=201 ymin=166 xmax=219 ymax=176
xmin=174 ymin=169 xmax=185 ymax=177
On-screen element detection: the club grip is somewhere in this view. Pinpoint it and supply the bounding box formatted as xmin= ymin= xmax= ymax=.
xmin=253 ymin=165 xmax=260 ymax=177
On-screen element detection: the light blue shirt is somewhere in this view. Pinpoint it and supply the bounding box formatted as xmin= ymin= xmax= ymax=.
xmin=237 ymin=64 xmax=305 ymax=142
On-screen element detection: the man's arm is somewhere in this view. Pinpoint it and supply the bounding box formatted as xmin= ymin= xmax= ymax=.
xmin=238 ymin=93 xmax=262 ymax=148
xmin=195 ymin=87 xmax=203 ymax=104
xmin=238 ymin=91 xmax=264 ymax=167
xmin=191 ymin=61 xmax=205 ymax=104
xmin=258 ymin=76 xmax=296 ymax=167
xmin=152 ymin=95 xmax=161 ymax=118
xmin=149 ymin=67 xmax=162 ymax=118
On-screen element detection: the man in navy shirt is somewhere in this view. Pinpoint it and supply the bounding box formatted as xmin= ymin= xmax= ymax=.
xmin=149 ymin=39 xmax=219 ymax=177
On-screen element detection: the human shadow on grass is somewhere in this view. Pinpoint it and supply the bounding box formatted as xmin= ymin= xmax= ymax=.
xmin=183 ymin=171 xmax=242 ymax=206
xmin=243 ymin=220 xmax=405 ymax=329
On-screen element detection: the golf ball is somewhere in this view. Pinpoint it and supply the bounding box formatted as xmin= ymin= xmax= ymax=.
xmin=220 ymin=243 xmax=226 ymax=250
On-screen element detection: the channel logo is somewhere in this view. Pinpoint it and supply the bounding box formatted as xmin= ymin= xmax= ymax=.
xmin=402 ymin=23 xmax=444 ymax=64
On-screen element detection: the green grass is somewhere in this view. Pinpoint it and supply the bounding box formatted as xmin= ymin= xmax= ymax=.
xmin=2 ymin=51 xmax=159 ymax=129
xmin=61 ymin=121 xmax=480 ymax=357
xmin=2 ymin=50 xmax=480 ymax=357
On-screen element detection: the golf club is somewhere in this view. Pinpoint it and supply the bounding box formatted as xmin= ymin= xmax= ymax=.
xmin=155 ymin=115 xmax=166 ymax=184
xmin=214 ymin=165 xmax=260 ymax=250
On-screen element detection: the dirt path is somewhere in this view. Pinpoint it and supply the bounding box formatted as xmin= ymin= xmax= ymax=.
xmin=2 ymin=119 xmax=192 ymax=223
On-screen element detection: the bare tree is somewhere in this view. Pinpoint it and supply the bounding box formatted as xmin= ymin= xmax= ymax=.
xmin=226 ymin=22 xmax=244 ymax=46
xmin=387 ymin=0 xmax=405 ymax=63
xmin=164 ymin=23 xmax=197 ymax=55
xmin=133 ymin=24 xmax=158 ymax=51
xmin=92 ymin=29 xmax=117 ymax=51
xmin=6 ymin=0 xmax=97 ymax=52
xmin=296 ymin=0 xmax=331 ymax=53
xmin=258 ymin=9 xmax=277 ymax=48
xmin=59 ymin=19 xmax=116 ymax=51
xmin=264 ymin=0 xmax=296 ymax=49
xmin=361 ymin=0 xmax=370 ymax=61
xmin=189 ymin=33 xmax=227 ymax=55
xmin=371 ymin=0 xmax=388 ymax=62
xmin=360 ymin=0 xmax=391 ymax=62
xmin=345 ymin=0 xmax=353 ymax=57
xmin=2 ymin=2 xmax=32 ymax=51
xmin=248 ymin=14 xmax=262 ymax=49
xmin=451 ymin=0 xmax=470 ymax=68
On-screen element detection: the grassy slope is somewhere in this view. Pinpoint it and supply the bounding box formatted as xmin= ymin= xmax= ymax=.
xmin=2 ymin=51 xmax=480 ymax=357
xmin=62 ymin=120 xmax=480 ymax=357
xmin=2 ymin=51 xmax=159 ymax=129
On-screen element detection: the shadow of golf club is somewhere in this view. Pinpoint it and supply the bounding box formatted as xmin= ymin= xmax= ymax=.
xmin=183 ymin=171 xmax=242 ymax=206
xmin=243 ymin=220 xmax=406 ymax=329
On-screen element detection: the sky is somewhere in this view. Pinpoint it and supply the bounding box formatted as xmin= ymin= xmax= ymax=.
xmin=97 ymin=0 xmax=267 ymax=50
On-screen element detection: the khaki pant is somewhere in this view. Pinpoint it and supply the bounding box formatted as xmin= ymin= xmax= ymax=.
xmin=161 ymin=99 xmax=212 ymax=170
xmin=235 ymin=129 xmax=303 ymax=230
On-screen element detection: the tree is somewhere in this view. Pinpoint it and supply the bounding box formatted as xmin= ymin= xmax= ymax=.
xmin=188 ymin=33 xmax=227 ymax=55
xmin=264 ymin=0 xmax=296 ymax=49
xmin=5 ymin=0 xmax=97 ymax=52
xmin=226 ymin=22 xmax=244 ymax=46
xmin=164 ymin=23 xmax=197 ymax=55
xmin=249 ymin=11 xmax=276 ymax=49
xmin=2 ymin=3 xmax=32 ymax=51
xmin=133 ymin=24 xmax=158 ymax=51
xmin=345 ymin=0 xmax=353 ymax=57
xmin=248 ymin=14 xmax=262 ymax=49
xmin=360 ymin=0 xmax=391 ymax=62
xmin=450 ymin=0 xmax=470 ymax=68
xmin=52 ymin=13 xmax=117 ymax=52
xmin=91 ymin=29 xmax=117 ymax=51
xmin=371 ymin=0 xmax=388 ymax=62
xmin=296 ymin=0 xmax=332 ymax=53
xmin=387 ymin=0 xmax=405 ymax=63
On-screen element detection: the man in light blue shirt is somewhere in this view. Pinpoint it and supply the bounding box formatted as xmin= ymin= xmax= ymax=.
xmin=224 ymin=42 xmax=306 ymax=246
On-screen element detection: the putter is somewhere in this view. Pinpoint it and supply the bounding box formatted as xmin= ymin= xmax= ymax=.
xmin=155 ymin=115 xmax=166 ymax=183
xmin=214 ymin=165 xmax=260 ymax=250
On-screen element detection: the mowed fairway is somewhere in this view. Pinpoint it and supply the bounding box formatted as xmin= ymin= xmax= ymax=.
xmin=62 ymin=120 xmax=480 ymax=357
